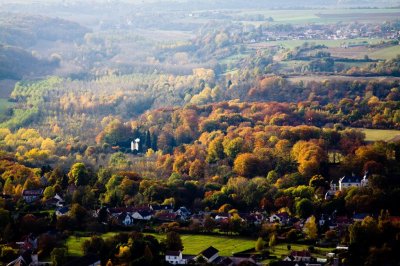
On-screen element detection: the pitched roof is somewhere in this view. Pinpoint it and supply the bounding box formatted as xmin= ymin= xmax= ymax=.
xmin=136 ymin=210 xmax=153 ymax=217
xmin=22 ymin=189 xmax=43 ymax=196
xmin=200 ymin=246 xmax=219 ymax=259
xmin=290 ymin=250 xmax=311 ymax=257
xmin=56 ymin=206 xmax=70 ymax=214
xmin=340 ymin=175 xmax=362 ymax=183
xmin=156 ymin=212 xmax=178 ymax=221
xmin=165 ymin=250 xmax=181 ymax=256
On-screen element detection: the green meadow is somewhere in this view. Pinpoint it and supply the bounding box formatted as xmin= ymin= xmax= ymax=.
xmin=65 ymin=232 xmax=256 ymax=257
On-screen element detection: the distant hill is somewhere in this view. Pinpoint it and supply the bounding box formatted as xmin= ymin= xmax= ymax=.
xmin=0 ymin=13 xmax=90 ymax=48
xmin=0 ymin=44 xmax=58 ymax=80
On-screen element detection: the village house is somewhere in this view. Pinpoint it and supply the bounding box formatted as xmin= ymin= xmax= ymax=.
xmin=56 ymin=206 xmax=70 ymax=216
xmin=338 ymin=172 xmax=368 ymax=191
xmin=175 ymin=206 xmax=191 ymax=220
xmin=150 ymin=203 xmax=174 ymax=213
xmin=131 ymin=209 xmax=153 ymax=221
xmin=44 ymin=193 xmax=65 ymax=208
xmin=269 ymin=212 xmax=291 ymax=225
xmin=155 ymin=212 xmax=179 ymax=222
xmin=118 ymin=212 xmax=134 ymax=226
xmin=283 ymin=250 xmax=312 ymax=262
xmin=7 ymin=249 xmax=51 ymax=266
xmin=195 ymin=246 xmax=220 ymax=263
xmin=165 ymin=250 xmax=188 ymax=265
xmin=241 ymin=212 xmax=264 ymax=225
xmin=22 ymin=189 xmax=43 ymax=203
xmin=214 ymin=213 xmax=230 ymax=223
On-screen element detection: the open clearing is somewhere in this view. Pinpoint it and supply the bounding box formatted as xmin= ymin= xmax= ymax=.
xmin=361 ymin=128 xmax=400 ymax=142
xmin=66 ymin=232 xmax=255 ymax=257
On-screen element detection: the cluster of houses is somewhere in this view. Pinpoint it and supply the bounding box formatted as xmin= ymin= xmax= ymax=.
xmin=16 ymin=174 xmax=372 ymax=231
xmin=245 ymin=23 xmax=400 ymax=43
xmin=7 ymin=173 xmax=379 ymax=266
xmin=165 ymin=246 xmax=259 ymax=266
xmin=164 ymin=246 xmax=339 ymax=266
xmin=95 ymin=204 xmax=192 ymax=226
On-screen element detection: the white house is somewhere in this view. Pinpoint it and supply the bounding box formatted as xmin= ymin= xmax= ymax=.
xmin=283 ymin=250 xmax=311 ymax=262
xmin=175 ymin=206 xmax=191 ymax=220
xmin=56 ymin=206 xmax=70 ymax=217
xmin=269 ymin=212 xmax=290 ymax=224
xmin=196 ymin=246 xmax=219 ymax=263
xmin=165 ymin=250 xmax=187 ymax=265
xmin=119 ymin=213 xmax=134 ymax=226
xmin=338 ymin=172 xmax=368 ymax=191
xmin=132 ymin=210 xmax=152 ymax=220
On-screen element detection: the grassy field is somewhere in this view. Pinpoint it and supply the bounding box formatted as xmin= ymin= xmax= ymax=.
xmin=361 ymin=128 xmax=400 ymax=142
xmin=238 ymin=8 xmax=400 ymax=25
xmin=66 ymin=232 xmax=256 ymax=257
xmin=66 ymin=232 xmax=119 ymax=256
xmin=369 ymin=45 xmax=400 ymax=60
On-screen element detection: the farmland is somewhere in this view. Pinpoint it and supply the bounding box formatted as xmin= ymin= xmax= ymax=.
xmin=237 ymin=8 xmax=400 ymax=25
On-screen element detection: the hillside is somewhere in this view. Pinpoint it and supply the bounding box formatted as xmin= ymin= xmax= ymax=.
xmin=0 ymin=44 xmax=58 ymax=80
xmin=0 ymin=13 xmax=89 ymax=48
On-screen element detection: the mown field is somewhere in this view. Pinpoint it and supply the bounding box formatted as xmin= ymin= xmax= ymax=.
xmin=361 ymin=128 xmax=400 ymax=142
xmin=237 ymin=8 xmax=400 ymax=25
xmin=65 ymin=232 xmax=256 ymax=257
xmin=369 ymin=45 xmax=400 ymax=60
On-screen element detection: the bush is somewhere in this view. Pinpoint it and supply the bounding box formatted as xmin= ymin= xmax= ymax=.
xmin=0 ymin=246 xmax=18 ymax=261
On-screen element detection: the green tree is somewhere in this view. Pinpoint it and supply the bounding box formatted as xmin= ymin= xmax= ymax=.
xmin=0 ymin=208 xmax=10 ymax=240
xmin=269 ymin=234 xmax=277 ymax=250
xmin=43 ymin=186 xmax=55 ymax=199
xmin=206 ymin=137 xmax=224 ymax=163
xmin=296 ymin=198 xmax=314 ymax=218
xmin=266 ymin=170 xmax=279 ymax=184
xmin=109 ymin=152 xmax=131 ymax=169
xmin=51 ymin=248 xmax=67 ymax=266
xmin=69 ymin=203 xmax=87 ymax=224
xmin=223 ymin=137 xmax=244 ymax=160
xmin=165 ymin=231 xmax=183 ymax=251
xmin=68 ymin=162 xmax=89 ymax=186
xmin=255 ymin=237 xmax=265 ymax=251
xmin=304 ymin=216 xmax=318 ymax=240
